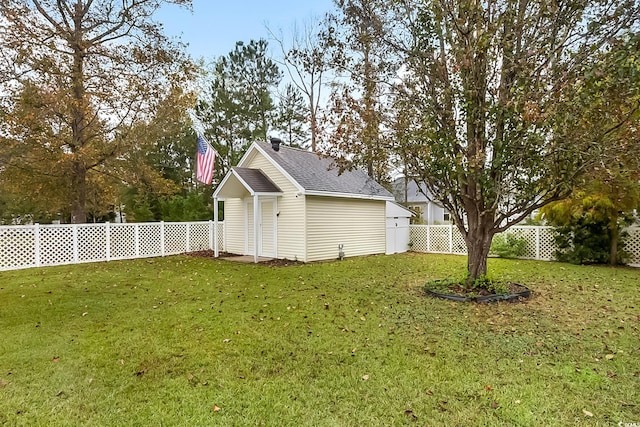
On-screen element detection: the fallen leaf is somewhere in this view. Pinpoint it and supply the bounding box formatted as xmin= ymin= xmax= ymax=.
xmin=362 ymin=374 xmax=369 ymax=381
xmin=582 ymin=409 xmax=593 ymax=417
xmin=82 ymin=312 xmax=88 ymax=317
xmin=485 ymin=385 xmax=493 ymax=391
xmin=119 ymin=359 xmax=125 ymax=365
xmin=515 ymin=400 xmax=521 ymax=404
xmin=52 ymin=356 xmax=59 ymax=363
xmin=605 ymin=354 xmax=614 ymax=360
xmin=0 ymin=379 xmax=7 ymax=388
xmin=491 ymin=401 xmax=499 ymax=409
xmin=212 ymin=405 xmax=221 ymax=412
xmin=404 ymin=409 xmax=418 ymax=420
xmin=223 ymin=339 xmax=231 ymax=343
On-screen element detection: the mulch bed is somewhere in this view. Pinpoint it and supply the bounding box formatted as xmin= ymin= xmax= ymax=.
xmin=187 ymin=250 xmax=239 ymax=259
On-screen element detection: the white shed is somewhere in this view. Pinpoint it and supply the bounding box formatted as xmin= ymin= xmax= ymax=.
xmin=213 ymin=139 xmax=395 ymax=262
xmin=385 ymin=201 xmax=414 ymax=255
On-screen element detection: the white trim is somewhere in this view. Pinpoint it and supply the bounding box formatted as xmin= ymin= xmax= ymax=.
xmin=304 ymin=190 xmax=394 ymax=202
xmin=253 ymin=194 xmax=259 ymax=263
xmin=214 ymin=197 xmax=219 ymax=257
xmin=244 ymin=198 xmax=250 ymax=255
xmin=213 ymin=169 xmax=236 ymax=198
xmin=232 ymin=170 xmax=255 ymax=196
xmin=214 ymin=166 xmax=284 ymax=198
xmin=274 ymin=197 xmax=278 ymax=259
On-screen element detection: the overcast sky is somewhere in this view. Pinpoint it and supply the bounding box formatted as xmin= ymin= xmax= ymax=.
xmin=155 ymin=0 xmax=336 ymax=60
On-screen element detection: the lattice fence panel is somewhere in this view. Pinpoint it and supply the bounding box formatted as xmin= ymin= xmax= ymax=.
xmin=538 ymin=227 xmax=556 ymax=260
xmin=77 ymin=225 xmax=107 ymax=263
xmin=451 ymin=227 xmax=466 ymax=254
xmin=625 ymin=227 xmax=640 ymax=264
xmin=502 ymin=227 xmax=538 ymax=259
xmin=217 ymin=223 xmax=224 ymax=251
xmin=409 ymin=226 xmax=428 ymax=252
xmin=139 ymin=224 xmax=162 ymax=257
xmin=429 ymin=226 xmax=451 ymax=253
xmin=0 ymin=226 xmax=36 ymax=270
xmin=189 ymin=223 xmax=210 ymax=251
xmin=165 ymin=223 xmax=188 ymax=255
xmin=110 ymin=224 xmax=137 ymax=260
xmin=40 ymin=226 xmax=74 ymax=266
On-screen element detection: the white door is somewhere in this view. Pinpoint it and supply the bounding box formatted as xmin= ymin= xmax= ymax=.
xmin=386 ymin=217 xmax=410 ymax=254
xmin=259 ymin=199 xmax=276 ymax=257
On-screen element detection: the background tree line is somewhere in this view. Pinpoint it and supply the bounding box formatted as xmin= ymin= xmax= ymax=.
xmin=1 ymin=1 xmax=638 ymax=276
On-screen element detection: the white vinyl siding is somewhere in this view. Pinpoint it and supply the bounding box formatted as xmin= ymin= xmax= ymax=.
xmin=245 ymin=152 xmax=306 ymax=261
xmin=306 ymin=196 xmax=386 ymax=262
xmin=224 ymin=198 xmax=246 ymax=254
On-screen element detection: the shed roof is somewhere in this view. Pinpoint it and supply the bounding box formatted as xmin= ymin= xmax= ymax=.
xmin=233 ymin=167 xmax=282 ymax=193
xmin=255 ymin=141 xmax=394 ymax=200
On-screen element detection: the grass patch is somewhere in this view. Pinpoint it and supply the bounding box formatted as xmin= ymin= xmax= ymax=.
xmin=0 ymin=253 xmax=638 ymax=425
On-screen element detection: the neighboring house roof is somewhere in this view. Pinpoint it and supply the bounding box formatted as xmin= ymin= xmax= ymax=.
xmin=233 ymin=167 xmax=282 ymax=193
xmin=252 ymin=141 xmax=394 ymax=201
xmin=392 ymin=177 xmax=435 ymax=203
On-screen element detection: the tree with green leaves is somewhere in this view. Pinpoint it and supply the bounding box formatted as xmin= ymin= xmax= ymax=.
xmin=343 ymin=0 xmax=640 ymax=286
xmin=324 ymin=0 xmax=395 ymax=183
xmin=541 ymin=34 xmax=640 ymax=265
xmin=275 ymin=83 xmax=308 ymax=148
xmin=196 ymin=39 xmax=282 ymax=183
xmin=0 ymin=0 xmax=194 ymax=223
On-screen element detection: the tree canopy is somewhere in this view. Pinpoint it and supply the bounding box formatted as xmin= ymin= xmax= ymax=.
xmin=338 ymin=0 xmax=640 ymax=283
xmin=0 ymin=0 xmax=194 ymax=223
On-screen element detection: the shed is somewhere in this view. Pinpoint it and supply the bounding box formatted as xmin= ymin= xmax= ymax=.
xmin=385 ymin=201 xmax=414 ymax=255
xmin=213 ymin=139 xmax=395 ymax=262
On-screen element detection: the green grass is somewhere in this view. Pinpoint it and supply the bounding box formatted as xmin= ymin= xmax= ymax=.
xmin=0 ymin=253 xmax=638 ymax=426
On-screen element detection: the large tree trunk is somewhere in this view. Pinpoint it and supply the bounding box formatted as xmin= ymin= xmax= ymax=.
xmin=465 ymin=229 xmax=494 ymax=287
xmin=70 ymin=160 xmax=87 ymax=224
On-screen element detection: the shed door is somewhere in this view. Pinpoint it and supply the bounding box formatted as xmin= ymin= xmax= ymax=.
xmin=259 ymin=199 xmax=276 ymax=258
xmin=386 ymin=217 xmax=410 ymax=254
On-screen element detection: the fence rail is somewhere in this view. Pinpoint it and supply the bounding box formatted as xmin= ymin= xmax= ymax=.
xmin=409 ymin=224 xmax=640 ymax=264
xmin=0 ymin=221 xmax=224 ymax=271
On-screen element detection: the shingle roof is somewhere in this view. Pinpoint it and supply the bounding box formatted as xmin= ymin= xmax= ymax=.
xmin=233 ymin=167 xmax=282 ymax=193
xmin=256 ymin=141 xmax=394 ymax=199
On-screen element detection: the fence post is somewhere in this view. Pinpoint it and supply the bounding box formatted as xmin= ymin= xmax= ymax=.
xmin=105 ymin=222 xmax=111 ymax=262
xmin=186 ymin=222 xmax=191 ymax=253
xmin=135 ymin=224 xmax=140 ymax=257
xmin=160 ymin=221 xmax=165 ymax=257
xmin=34 ymin=223 xmax=41 ymax=267
xmin=535 ymin=227 xmax=540 ymax=260
xmin=208 ymin=221 xmax=213 ymax=250
xmin=72 ymin=224 xmax=79 ymax=263
xmin=426 ymin=225 xmax=431 ymax=252
xmin=448 ymin=224 xmax=454 ymax=253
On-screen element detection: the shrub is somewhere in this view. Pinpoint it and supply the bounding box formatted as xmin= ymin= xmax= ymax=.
xmin=490 ymin=233 xmax=528 ymax=258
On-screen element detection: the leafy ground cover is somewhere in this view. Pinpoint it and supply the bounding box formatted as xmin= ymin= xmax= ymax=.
xmin=0 ymin=253 xmax=638 ymax=426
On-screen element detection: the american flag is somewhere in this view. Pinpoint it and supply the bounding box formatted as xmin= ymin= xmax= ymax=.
xmin=196 ymin=135 xmax=216 ymax=185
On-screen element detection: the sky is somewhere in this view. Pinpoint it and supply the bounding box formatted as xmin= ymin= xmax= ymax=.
xmin=155 ymin=0 xmax=336 ymax=60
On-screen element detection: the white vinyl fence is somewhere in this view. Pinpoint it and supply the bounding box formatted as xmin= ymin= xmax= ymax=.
xmin=0 ymin=221 xmax=224 ymax=271
xmin=409 ymin=224 xmax=640 ymax=264
xmin=2 ymin=222 xmax=639 ymax=272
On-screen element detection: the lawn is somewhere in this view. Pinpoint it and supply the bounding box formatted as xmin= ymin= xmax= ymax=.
xmin=0 ymin=253 xmax=638 ymax=426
